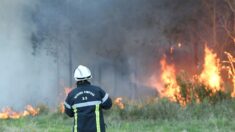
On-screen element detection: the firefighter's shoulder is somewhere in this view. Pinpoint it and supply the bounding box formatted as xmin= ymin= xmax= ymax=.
xmin=89 ymin=85 xmax=105 ymax=93
xmin=67 ymin=87 xmax=80 ymax=98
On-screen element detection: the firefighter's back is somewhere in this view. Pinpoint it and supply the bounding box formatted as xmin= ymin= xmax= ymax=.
xmin=65 ymin=81 xmax=112 ymax=132
xmin=64 ymin=65 xmax=112 ymax=132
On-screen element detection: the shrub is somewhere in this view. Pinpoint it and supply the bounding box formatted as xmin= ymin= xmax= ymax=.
xmin=36 ymin=103 xmax=49 ymax=114
xmin=108 ymin=98 xmax=235 ymax=121
xmin=176 ymin=72 xmax=232 ymax=105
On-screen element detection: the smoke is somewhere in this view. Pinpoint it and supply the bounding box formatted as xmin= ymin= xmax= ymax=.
xmin=0 ymin=0 xmax=202 ymax=109
xmin=0 ymin=0 xmax=59 ymax=109
xmin=32 ymin=0 xmax=174 ymax=97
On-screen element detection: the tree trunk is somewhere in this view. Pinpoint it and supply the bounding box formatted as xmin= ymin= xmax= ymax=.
xmin=68 ymin=38 xmax=73 ymax=87
xmin=212 ymin=0 xmax=217 ymax=48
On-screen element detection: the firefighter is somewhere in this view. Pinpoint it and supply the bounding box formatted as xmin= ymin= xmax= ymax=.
xmin=64 ymin=65 xmax=112 ymax=132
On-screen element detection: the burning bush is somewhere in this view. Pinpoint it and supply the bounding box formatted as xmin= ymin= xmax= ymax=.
xmin=150 ymin=45 xmax=235 ymax=106
xmin=176 ymin=72 xmax=232 ymax=105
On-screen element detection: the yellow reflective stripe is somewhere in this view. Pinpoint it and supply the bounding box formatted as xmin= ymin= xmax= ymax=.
xmin=95 ymin=104 xmax=101 ymax=132
xmin=73 ymin=108 xmax=78 ymax=132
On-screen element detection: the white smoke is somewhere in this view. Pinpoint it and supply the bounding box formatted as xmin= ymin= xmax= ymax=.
xmin=0 ymin=0 xmax=59 ymax=109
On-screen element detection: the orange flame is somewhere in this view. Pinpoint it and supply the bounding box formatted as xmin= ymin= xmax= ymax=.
xmin=60 ymin=102 xmax=65 ymax=113
xmin=0 ymin=105 xmax=39 ymax=119
xmin=158 ymin=56 xmax=181 ymax=102
xmin=60 ymin=87 xmax=72 ymax=113
xmin=25 ymin=105 xmax=39 ymax=116
xmin=148 ymin=45 xmax=231 ymax=105
xmin=114 ymin=97 xmax=125 ymax=109
xmin=199 ymin=45 xmax=222 ymax=92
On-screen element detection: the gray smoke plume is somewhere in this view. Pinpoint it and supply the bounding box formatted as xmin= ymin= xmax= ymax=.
xmin=0 ymin=0 xmax=202 ymax=109
xmin=0 ymin=0 xmax=59 ymax=109
xmin=30 ymin=0 xmax=171 ymax=100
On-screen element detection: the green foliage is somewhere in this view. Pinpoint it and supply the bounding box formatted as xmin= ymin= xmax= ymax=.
xmin=106 ymin=98 xmax=235 ymax=122
xmin=142 ymin=99 xmax=181 ymax=120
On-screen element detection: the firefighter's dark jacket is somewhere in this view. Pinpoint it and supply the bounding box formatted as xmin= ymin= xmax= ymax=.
xmin=64 ymin=81 xmax=112 ymax=132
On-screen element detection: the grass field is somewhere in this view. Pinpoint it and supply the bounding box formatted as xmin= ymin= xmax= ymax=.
xmin=0 ymin=113 xmax=234 ymax=132
xmin=0 ymin=99 xmax=235 ymax=132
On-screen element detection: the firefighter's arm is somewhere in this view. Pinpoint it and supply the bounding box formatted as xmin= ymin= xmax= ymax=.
xmin=100 ymin=89 xmax=112 ymax=110
xmin=64 ymin=94 xmax=74 ymax=117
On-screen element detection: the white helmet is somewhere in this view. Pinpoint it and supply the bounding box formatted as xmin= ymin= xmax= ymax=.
xmin=74 ymin=65 xmax=92 ymax=81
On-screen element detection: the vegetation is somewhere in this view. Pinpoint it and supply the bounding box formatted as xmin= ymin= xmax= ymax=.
xmin=1 ymin=69 xmax=234 ymax=132
xmin=0 ymin=98 xmax=235 ymax=132
xmin=174 ymin=73 xmax=233 ymax=105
